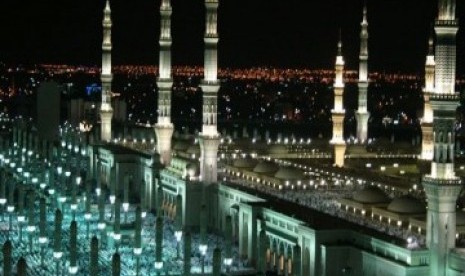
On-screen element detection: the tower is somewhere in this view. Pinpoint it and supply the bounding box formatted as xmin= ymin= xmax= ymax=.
xmin=421 ymin=32 xmax=435 ymax=160
xmin=356 ymin=2 xmax=370 ymax=143
xmin=199 ymin=0 xmax=221 ymax=184
xmin=330 ymin=33 xmax=346 ymax=167
xmin=423 ymin=1 xmax=462 ymax=275
xmin=435 ymin=0 xmax=457 ymax=95
xmin=154 ymin=0 xmax=174 ymax=165
xmin=100 ymin=0 xmax=113 ymax=142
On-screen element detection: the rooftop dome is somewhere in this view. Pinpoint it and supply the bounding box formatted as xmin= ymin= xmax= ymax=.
xmin=268 ymin=144 xmax=288 ymax=155
xmin=233 ymin=158 xmax=258 ymax=168
xmin=253 ymin=161 xmax=279 ymax=174
xmin=274 ymin=167 xmax=304 ymax=180
xmin=353 ymin=186 xmax=390 ymax=204
xmin=387 ymin=196 xmax=425 ymax=214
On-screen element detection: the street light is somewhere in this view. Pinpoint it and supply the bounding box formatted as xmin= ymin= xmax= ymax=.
xmin=199 ymin=244 xmax=208 ymax=275
xmin=224 ymin=258 xmax=233 ymax=274
xmin=154 ymin=261 xmax=163 ymax=275
xmin=175 ymin=230 xmax=183 ymax=259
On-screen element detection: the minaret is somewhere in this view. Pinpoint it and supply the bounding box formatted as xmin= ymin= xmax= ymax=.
xmin=100 ymin=0 xmax=113 ymax=142
xmin=356 ymin=2 xmax=370 ymax=143
xmin=435 ymin=0 xmax=457 ymax=94
xmin=330 ymin=33 xmax=346 ymax=167
xmin=199 ymin=0 xmax=221 ymax=184
xmin=154 ymin=0 xmax=175 ymax=166
xmin=423 ymin=1 xmax=461 ymax=275
xmin=421 ymin=32 xmax=435 ymax=160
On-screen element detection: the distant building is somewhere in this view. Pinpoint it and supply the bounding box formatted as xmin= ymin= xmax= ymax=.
xmin=37 ymin=81 xmax=61 ymax=141
xmin=68 ymin=98 xmax=127 ymax=126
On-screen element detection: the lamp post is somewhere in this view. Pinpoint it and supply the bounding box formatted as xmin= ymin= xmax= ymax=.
xmin=98 ymin=194 xmax=106 ymax=246
xmin=154 ymin=261 xmax=163 ymax=276
xmin=7 ymin=179 xmax=15 ymax=238
xmin=224 ymin=258 xmax=233 ymax=275
xmin=38 ymin=198 xmax=48 ymax=267
xmin=71 ymin=175 xmax=80 ymax=220
xmin=134 ymin=207 xmax=142 ymax=276
xmin=175 ymin=230 xmax=183 ymax=259
xmin=123 ymin=175 xmax=130 ymax=222
xmin=199 ymin=244 xmax=208 ymax=276
xmin=53 ymin=209 xmax=63 ymax=276
xmin=113 ymin=197 xmax=121 ymax=252
xmin=84 ymin=178 xmax=92 ymax=239
xmin=0 ymin=173 xmax=6 ymax=221
xmin=27 ymin=192 xmax=36 ymax=252
xmin=17 ymin=183 xmax=25 ymax=242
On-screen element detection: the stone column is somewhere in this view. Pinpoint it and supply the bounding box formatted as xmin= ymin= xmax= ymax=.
xmin=2 ymin=240 xmax=12 ymax=276
xmin=156 ymin=216 xmax=163 ymax=262
xmin=17 ymin=257 xmax=27 ymax=276
xmin=258 ymin=228 xmax=268 ymax=274
xmin=200 ymin=204 xmax=207 ymax=245
xmin=90 ymin=236 xmax=99 ymax=276
xmin=212 ymin=247 xmax=222 ymax=276
xmin=53 ymin=209 xmax=62 ymax=254
xmin=292 ymin=245 xmax=301 ymax=276
xmin=114 ymin=197 xmax=121 ymax=250
xmin=112 ymin=252 xmax=120 ymax=276
xmin=184 ymin=231 xmax=192 ymax=276
xmin=69 ymin=220 xmax=78 ymax=274
xmin=175 ymin=194 xmax=182 ymax=230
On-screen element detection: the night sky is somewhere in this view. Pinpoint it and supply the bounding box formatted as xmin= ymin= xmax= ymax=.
xmin=0 ymin=0 xmax=464 ymax=74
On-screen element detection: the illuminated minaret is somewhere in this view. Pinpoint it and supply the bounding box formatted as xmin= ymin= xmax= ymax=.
xmin=423 ymin=1 xmax=462 ymax=275
xmin=421 ymin=32 xmax=435 ymax=160
xmin=100 ymin=0 xmax=113 ymax=142
xmin=199 ymin=0 xmax=221 ymax=184
xmin=356 ymin=2 xmax=369 ymax=143
xmin=330 ymin=33 xmax=346 ymax=167
xmin=154 ymin=0 xmax=174 ymax=165
xmin=435 ymin=0 xmax=457 ymax=94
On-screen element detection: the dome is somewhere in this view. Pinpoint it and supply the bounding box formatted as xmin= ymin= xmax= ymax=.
xmin=274 ymin=167 xmax=304 ymax=180
xmin=186 ymin=144 xmax=200 ymax=155
xmin=253 ymin=161 xmax=279 ymax=174
xmin=173 ymin=140 xmax=190 ymax=151
xmin=457 ymin=211 xmax=465 ymax=226
xmin=387 ymin=196 xmax=425 ymax=214
xmin=353 ymin=186 xmax=390 ymax=204
xmin=233 ymin=158 xmax=258 ymax=168
xmin=268 ymin=144 xmax=288 ymax=155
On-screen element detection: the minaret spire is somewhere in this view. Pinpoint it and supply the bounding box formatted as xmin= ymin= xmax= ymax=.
xmin=154 ymin=0 xmax=175 ymax=165
xmin=420 ymin=27 xmax=435 ymax=160
xmin=331 ymin=31 xmax=346 ymax=167
xmin=337 ymin=30 xmax=342 ymax=56
xmin=435 ymin=0 xmax=457 ymax=94
xmin=100 ymin=0 xmax=113 ymax=142
xmin=424 ymin=0 xmax=461 ymax=275
xmin=199 ymin=0 xmax=221 ymax=184
xmin=356 ymin=0 xmax=370 ymax=143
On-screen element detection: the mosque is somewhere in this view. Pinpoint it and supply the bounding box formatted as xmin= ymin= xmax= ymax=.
xmin=1 ymin=0 xmax=465 ymax=275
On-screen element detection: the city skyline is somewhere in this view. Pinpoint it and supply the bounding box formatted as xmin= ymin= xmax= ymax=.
xmin=0 ymin=0 xmax=464 ymax=74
